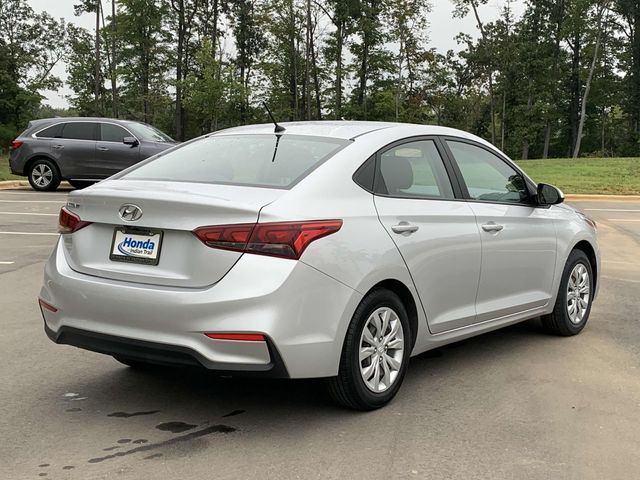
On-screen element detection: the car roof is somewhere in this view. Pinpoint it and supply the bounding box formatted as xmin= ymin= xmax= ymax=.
xmin=214 ymin=120 xmax=488 ymax=143
xmin=31 ymin=117 xmax=138 ymax=125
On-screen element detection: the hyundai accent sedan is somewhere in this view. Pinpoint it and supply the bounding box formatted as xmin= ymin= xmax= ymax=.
xmin=40 ymin=122 xmax=599 ymax=410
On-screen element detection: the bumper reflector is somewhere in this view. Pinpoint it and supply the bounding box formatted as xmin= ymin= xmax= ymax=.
xmin=205 ymin=333 xmax=266 ymax=342
xmin=38 ymin=298 xmax=58 ymax=313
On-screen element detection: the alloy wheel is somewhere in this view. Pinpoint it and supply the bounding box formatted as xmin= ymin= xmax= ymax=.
xmin=567 ymin=263 xmax=590 ymax=324
xmin=359 ymin=307 xmax=405 ymax=393
xmin=32 ymin=164 xmax=53 ymax=188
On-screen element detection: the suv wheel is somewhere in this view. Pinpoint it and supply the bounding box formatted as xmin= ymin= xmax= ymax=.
xmin=541 ymin=249 xmax=593 ymax=336
xmin=69 ymin=180 xmax=94 ymax=190
xmin=328 ymin=288 xmax=411 ymax=410
xmin=28 ymin=159 xmax=61 ymax=191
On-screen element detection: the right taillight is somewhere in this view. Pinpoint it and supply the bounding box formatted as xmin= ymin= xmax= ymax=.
xmin=58 ymin=206 xmax=91 ymax=234
xmin=193 ymin=220 xmax=342 ymax=260
xmin=10 ymin=140 xmax=23 ymax=150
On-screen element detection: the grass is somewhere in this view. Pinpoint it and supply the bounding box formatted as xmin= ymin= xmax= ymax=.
xmin=0 ymin=154 xmax=21 ymax=182
xmin=515 ymin=157 xmax=640 ymax=195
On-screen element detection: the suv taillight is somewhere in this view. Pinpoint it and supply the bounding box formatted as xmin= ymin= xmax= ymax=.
xmin=58 ymin=207 xmax=91 ymax=234
xmin=193 ymin=220 xmax=343 ymax=260
xmin=10 ymin=140 xmax=23 ymax=150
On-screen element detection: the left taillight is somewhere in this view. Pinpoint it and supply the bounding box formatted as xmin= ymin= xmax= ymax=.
xmin=58 ymin=206 xmax=91 ymax=234
xmin=10 ymin=140 xmax=23 ymax=150
xmin=193 ymin=220 xmax=343 ymax=260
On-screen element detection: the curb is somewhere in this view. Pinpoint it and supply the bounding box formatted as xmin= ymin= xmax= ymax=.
xmin=565 ymin=194 xmax=640 ymax=201
xmin=0 ymin=180 xmax=30 ymax=190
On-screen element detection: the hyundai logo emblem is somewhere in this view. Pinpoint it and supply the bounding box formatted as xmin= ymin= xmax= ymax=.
xmin=118 ymin=204 xmax=143 ymax=222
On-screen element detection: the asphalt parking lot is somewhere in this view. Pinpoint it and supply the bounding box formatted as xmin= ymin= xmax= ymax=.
xmin=1 ymin=188 xmax=639 ymax=480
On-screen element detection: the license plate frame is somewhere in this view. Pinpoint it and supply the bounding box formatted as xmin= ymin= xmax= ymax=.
xmin=109 ymin=226 xmax=164 ymax=266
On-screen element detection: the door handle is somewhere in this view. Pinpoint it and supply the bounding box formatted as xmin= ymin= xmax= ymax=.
xmin=391 ymin=222 xmax=419 ymax=234
xmin=97 ymin=146 xmax=109 ymax=151
xmin=481 ymin=222 xmax=504 ymax=233
xmin=52 ymin=144 xmax=64 ymax=150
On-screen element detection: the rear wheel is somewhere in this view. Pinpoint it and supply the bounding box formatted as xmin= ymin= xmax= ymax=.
xmin=328 ymin=288 xmax=411 ymax=410
xmin=28 ymin=159 xmax=61 ymax=191
xmin=541 ymin=249 xmax=593 ymax=336
xmin=69 ymin=180 xmax=94 ymax=190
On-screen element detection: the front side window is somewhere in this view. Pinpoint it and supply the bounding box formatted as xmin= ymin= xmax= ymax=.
xmin=376 ymin=140 xmax=455 ymax=199
xmin=101 ymin=123 xmax=130 ymax=143
xmin=122 ymin=134 xmax=348 ymax=189
xmin=61 ymin=122 xmax=96 ymax=141
xmin=447 ymin=141 xmax=530 ymax=204
xmin=125 ymin=122 xmax=174 ymax=143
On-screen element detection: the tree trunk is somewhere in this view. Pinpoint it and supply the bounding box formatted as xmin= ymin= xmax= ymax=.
xmin=110 ymin=0 xmax=117 ymax=117
xmin=94 ymin=0 xmax=101 ymax=115
xmin=573 ymin=3 xmax=607 ymax=159
xmin=173 ymin=0 xmax=186 ymax=141
xmin=470 ymin=0 xmax=496 ymax=144
xmin=335 ymin=21 xmax=343 ymax=119
xmin=543 ymin=123 xmax=551 ymax=159
xmin=310 ymin=13 xmax=321 ymax=119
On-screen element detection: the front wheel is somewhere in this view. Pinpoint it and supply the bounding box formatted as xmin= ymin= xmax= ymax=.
xmin=328 ymin=288 xmax=412 ymax=410
xmin=541 ymin=249 xmax=594 ymax=336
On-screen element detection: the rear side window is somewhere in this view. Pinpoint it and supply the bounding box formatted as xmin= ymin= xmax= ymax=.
xmin=122 ymin=134 xmax=348 ymax=189
xmin=100 ymin=123 xmax=130 ymax=142
xmin=35 ymin=124 xmax=63 ymax=138
xmin=61 ymin=122 xmax=96 ymax=141
xmin=376 ymin=140 xmax=455 ymax=199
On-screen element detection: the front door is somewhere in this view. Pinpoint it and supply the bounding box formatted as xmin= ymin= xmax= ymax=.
xmin=444 ymin=139 xmax=557 ymax=322
xmin=95 ymin=123 xmax=141 ymax=178
xmin=373 ymin=138 xmax=482 ymax=334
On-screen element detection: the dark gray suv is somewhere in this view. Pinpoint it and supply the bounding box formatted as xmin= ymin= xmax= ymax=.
xmin=9 ymin=117 xmax=176 ymax=191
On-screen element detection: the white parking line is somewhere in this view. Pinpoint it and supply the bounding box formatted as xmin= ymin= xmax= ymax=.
xmin=0 ymin=261 xmax=15 ymax=265
xmin=607 ymin=219 xmax=640 ymax=222
xmin=0 ymin=212 xmax=58 ymax=216
xmin=584 ymin=209 xmax=640 ymax=212
xmin=0 ymin=231 xmax=58 ymax=236
xmin=0 ymin=200 xmax=65 ymax=204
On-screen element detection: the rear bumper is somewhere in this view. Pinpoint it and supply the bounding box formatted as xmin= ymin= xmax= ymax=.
xmin=41 ymin=239 xmax=362 ymax=378
xmin=44 ymin=323 xmax=288 ymax=377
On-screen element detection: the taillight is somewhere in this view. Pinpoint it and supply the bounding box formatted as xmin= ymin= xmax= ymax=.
xmin=205 ymin=333 xmax=266 ymax=341
xmin=58 ymin=206 xmax=91 ymax=234
xmin=193 ymin=220 xmax=342 ymax=260
xmin=10 ymin=140 xmax=23 ymax=150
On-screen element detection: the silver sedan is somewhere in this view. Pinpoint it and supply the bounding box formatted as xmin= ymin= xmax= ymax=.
xmin=40 ymin=121 xmax=600 ymax=410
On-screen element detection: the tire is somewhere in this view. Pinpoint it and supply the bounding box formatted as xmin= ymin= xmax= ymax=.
xmin=541 ymin=249 xmax=594 ymax=336
xmin=28 ymin=159 xmax=61 ymax=191
xmin=68 ymin=180 xmax=94 ymax=190
xmin=67 ymin=180 xmax=96 ymax=190
xmin=328 ymin=288 xmax=412 ymax=410
xmin=113 ymin=356 xmax=157 ymax=370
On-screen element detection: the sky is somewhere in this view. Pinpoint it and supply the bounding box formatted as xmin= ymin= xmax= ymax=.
xmin=28 ymin=0 xmax=526 ymax=108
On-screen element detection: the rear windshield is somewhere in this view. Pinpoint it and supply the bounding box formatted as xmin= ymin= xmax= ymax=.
xmin=122 ymin=134 xmax=349 ymax=189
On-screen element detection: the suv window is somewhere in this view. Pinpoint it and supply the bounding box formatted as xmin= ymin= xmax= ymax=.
xmin=376 ymin=140 xmax=454 ymax=199
xmin=100 ymin=123 xmax=130 ymax=143
xmin=35 ymin=123 xmax=63 ymax=138
xmin=61 ymin=122 xmax=97 ymax=141
xmin=446 ymin=140 xmax=530 ymax=204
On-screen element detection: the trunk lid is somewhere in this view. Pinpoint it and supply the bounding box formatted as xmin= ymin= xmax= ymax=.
xmin=62 ymin=179 xmax=284 ymax=287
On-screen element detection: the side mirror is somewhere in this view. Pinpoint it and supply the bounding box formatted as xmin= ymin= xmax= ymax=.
xmin=123 ymin=136 xmax=139 ymax=147
xmin=537 ymin=183 xmax=564 ymax=206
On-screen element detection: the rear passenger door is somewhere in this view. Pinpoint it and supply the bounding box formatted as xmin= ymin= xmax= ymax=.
xmin=96 ymin=123 xmax=141 ymax=177
xmin=51 ymin=122 xmax=98 ymax=180
xmin=443 ymin=139 xmax=557 ymax=322
xmin=372 ymin=138 xmax=482 ymax=334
